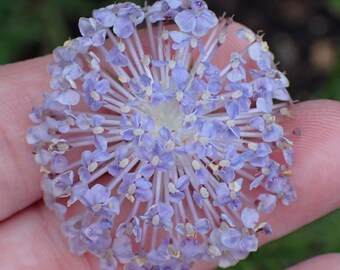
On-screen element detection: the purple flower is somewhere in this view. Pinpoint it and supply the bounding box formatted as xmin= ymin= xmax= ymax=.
xmin=62 ymin=214 xmax=113 ymax=255
xmin=107 ymin=145 xmax=129 ymax=177
xmin=165 ymin=0 xmax=183 ymax=9
xmin=99 ymin=253 xmax=118 ymax=270
xmin=216 ymin=145 xmax=245 ymax=182
xmin=227 ymin=52 xmax=247 ymax=82
xmin=265 ymin=176 xmax=297 ymax=205
xmin=121 ymin=111 xmax=155 ymax=143
xmin=221 ymin=228 xmax=241 ymax=249
xmin=256 ymin=193 xmax=277 ymax=214
xmin=184 ymin=119 xmax=220 ymax=159
xmin=168 ymin=175 xmax=190 ymax=202
xmin=112 ymin=235 xmax=134 ymax=264
xmin=138 ymin=143 xmax=174 ymax=171
xmin=249 ymin=116 xmax=284 ymax=142
xmin=148 ymin=1 xmax=181 ymax=23
xmin=175 ymin=1 xmax=218 ymax=36
xmin=116 ymin=216 xmax=142 ymax=243
xmin=94 ymin=3 xmax=144 ymax=38
xmin=106 ymin=46 xmax=129 ymax=67
xmin=78 ymin=149 xmax=110 ymax=183
xmin=141 ymin=203 xmax=174 ymax=231
xmin=225 ymin=82 xmax=253 ymax=117
xmin=117 ymin=172 xmax=152 ymax=202
xmin=42 ymin=170 xmax=74 ymax=198
xmin=178 ymin=238 xmax=206 ymax=262
xmin=78 ymin=17 xmax=106 ymax=47
xmin=241 ymin=207 xmax=259 ymax=229
xmin=213 ymin=182 xmax=230 ymax=206
xmin=79 ymin=184 xmax=120 ymax=218
xmin=169 ymin=31 xmax=194 ymax=50
xmin=27 ymin=1 xmax=296 ymax=269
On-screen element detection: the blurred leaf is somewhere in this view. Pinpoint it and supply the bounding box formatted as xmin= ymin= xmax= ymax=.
xmin=0 ymin=0 xmax=143 ymax=64
xmin=327 ymin=0 xmax=340 ymax=17
xmin=315 ymin=53 xmax=340 ymax=100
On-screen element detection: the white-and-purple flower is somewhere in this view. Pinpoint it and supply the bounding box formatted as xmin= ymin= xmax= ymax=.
xmin=27 ymin=1 xmax=297 ymax=269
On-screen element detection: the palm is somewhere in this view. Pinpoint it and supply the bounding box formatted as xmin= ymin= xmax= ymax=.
xmin=0 ymin=27 xmax=339 ymax=269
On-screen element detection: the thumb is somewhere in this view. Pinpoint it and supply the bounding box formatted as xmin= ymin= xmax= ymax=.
xmin=286 ymin=254 xmax=340 ymax=270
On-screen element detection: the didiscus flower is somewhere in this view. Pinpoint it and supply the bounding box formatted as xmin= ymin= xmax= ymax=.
xmin=27 ymin=1 xmax=297 ymax=269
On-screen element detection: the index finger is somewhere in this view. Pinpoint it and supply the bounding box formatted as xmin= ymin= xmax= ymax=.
xmin=0 ymin=55 xmax=51 ymax=220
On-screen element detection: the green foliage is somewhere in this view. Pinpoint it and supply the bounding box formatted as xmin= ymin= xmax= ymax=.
xmin=315 ymin=55 xmax=340 ymax=100
xmin=327 ymin=0 xmax=340 ymax=17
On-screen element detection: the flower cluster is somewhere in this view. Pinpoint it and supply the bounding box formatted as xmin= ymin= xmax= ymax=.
xmin=27 ymin=1 xmax=297 ymax=269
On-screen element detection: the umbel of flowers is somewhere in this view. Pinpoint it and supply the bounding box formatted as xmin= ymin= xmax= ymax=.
xmin=27 ymin=1 xmax=296 ymax=269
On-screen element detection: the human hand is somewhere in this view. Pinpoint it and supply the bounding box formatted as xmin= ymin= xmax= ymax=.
xmin=0 ymin=22 xmax=339 ymax=270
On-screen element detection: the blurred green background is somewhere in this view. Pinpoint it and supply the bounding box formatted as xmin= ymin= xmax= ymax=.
xmin=0 ymin=0 xmax=339 ymax=269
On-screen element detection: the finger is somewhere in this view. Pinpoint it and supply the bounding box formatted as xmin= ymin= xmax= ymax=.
xmin=0 ymin=22 xmax=248 ymax=221
xmin=0 ymin=55 xmax=52 ymax=221
xmin=1 ymin=100 xmax=340 ymax=270
xmin=286 ymin=254 xmax=340 ymax=270
xmin=263 ymin=100 xmax=340 ymax=244
xmin=0 ymin=202 xmax=98 ymax=270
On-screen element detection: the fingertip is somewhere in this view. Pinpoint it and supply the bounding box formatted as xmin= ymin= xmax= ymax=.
xmin=262 ymin=100 xmax=340 ymax=242
xmin=0 ymin=55 xmax=52 ymax=221
xmin=192 ymin=259 xmax=218 ymax=270
xmin=286 ymin=253 xmax=340 ymax=270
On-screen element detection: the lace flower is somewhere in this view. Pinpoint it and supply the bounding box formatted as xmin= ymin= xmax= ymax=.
xmin=27 ymin=1 xmax=297 ymax=269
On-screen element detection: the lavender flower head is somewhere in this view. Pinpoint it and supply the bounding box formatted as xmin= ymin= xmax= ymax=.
xmin=27 ymin=1 xmax=297 ymax=269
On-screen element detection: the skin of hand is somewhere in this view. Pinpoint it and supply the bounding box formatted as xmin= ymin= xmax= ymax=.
xmin=0 ymin=23 xmax=339 ymax=270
